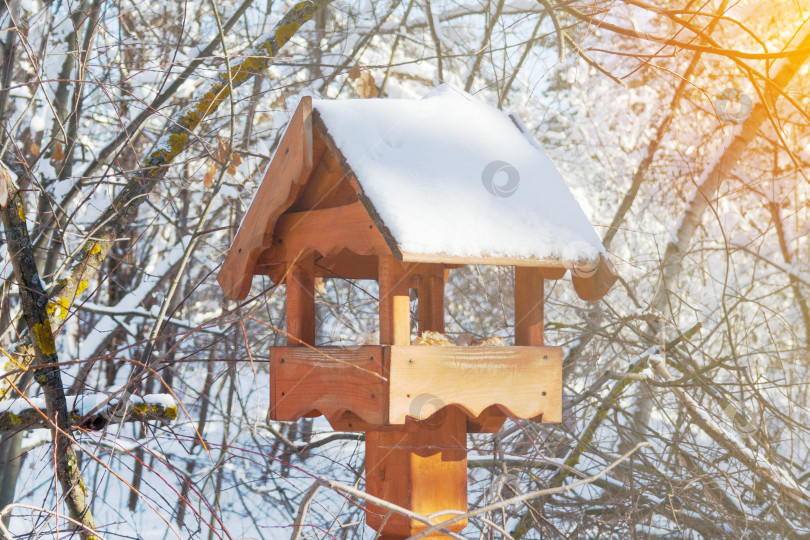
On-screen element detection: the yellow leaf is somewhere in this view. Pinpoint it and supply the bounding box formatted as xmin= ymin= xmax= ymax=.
xmin=51 ymin=141 xmax=65 ymax=163
xmin=215 ymin=137 xmax=229 ymax=163
xmin=227 ymin=152 xmax=242 ymax=177
xmin=355 ymin=71 xmax=378 ymax=99
xmin=347 ymin=64 xmax=362 ymax=81
xmin=314 ymin=277 xmax=327 ymax=296
xmin=204 ymin=162 xmax=216 ymax=188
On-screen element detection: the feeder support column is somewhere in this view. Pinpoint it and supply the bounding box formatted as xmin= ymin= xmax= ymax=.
xmin=515 ymin=267 xmax=544 ymax=346
xmin=417 ymin=264 xmax=445 ymax=334
xmin=286 ymin=253 xmax=315 ymax=346
xmin=365 ymin=258 xmax=467 ymax=538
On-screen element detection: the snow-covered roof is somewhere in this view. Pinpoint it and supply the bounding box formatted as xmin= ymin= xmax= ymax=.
xmin=313 ymin=85 xmax=606 ymax=266
xmin=219 ymin=87 xmax=616 ymax=301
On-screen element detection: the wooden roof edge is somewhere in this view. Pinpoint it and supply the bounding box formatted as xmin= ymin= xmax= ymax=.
xmin=219 ymin=96 xmax=618 ymax=302
xmin=310 ymin=103 xmax=617 ymax=300
xmin=572 ymin=253 xmax=618 ymax=301
xmin=401 ymin=251 xmax=617 ymax=300
xmin=310 ymin=107 xmax=405 ymax=261
xmin=218 ymin=96 xmax=315 ymax=300
xmin=399 ymin=251 xmax=570 ymax=269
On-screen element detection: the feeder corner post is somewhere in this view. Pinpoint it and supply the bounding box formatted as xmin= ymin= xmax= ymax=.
xmin=515 ymin=266 xmax=544 ymax=347
xmin=285 ymin=252 xmax=316 ymax=346
xmin=417 ymin=263 xmax=445 ymax=335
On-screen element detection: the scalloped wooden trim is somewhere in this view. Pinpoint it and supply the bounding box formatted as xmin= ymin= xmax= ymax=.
xmin=268 ymin=346 xmax=386 ymax=426
xmin=268 ymin=345 xmax=562 ymax=428
xmin=258 ymin=201 xmax=391 ymax=267
xmin=387 ymin=345 xmax=562 ymax=424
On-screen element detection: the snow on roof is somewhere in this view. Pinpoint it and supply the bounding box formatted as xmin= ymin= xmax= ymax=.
xmin=312 ymin=85 xmax=605 ymax=265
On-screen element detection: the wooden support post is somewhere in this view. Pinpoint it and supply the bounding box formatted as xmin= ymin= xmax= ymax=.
xmin=365 ymin=414 xmax=468 ymax=538
xmin=366 ymin=258 xmax=467 ymax=538
xmin=514 ymin=267 xmax=560 ymax=423
xmin=285 ymin=253 xmax=315 ymax=346
xmin=378 ymin=256 xmax=411 ymax=345
xmin=418 ymin=264 xmax=445 ymax=335
xmin=515 ymin=267 xmax=544 ymax=346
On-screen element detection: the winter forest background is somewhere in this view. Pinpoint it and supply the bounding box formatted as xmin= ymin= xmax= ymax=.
xmin=0 ymin=0 xmax=809 ymax=538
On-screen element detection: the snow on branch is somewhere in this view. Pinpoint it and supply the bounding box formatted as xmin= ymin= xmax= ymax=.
xmin=649 ymin=355 xmax=807 ymax=503
xmin=0 ymin=393 xmax=178 ymax=435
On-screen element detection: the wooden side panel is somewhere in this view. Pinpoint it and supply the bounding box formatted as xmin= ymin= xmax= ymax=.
xmin=258 ymin=202 xmax=391 ymax=267
xmin=218 ymin=97 xmax=315 ymax=300
xmin=285 ymin=253 xmax=315 ymax=346
xmin=289 ymin=148 xmax=358 ymax=211
xmin=388 ymin=346 xmax=562 ymax=424
xmin=314 ymin=251 xmax=378 ymax=280
xmin=268 ymin=346 xmax=386 ymax=426
xmin=255 ymin=251 xmax=380 ymax=282
xmin=327 ymin=411 xmax=401 ymax=432
xmin=515 ymin=267 xmax=544 ymax=346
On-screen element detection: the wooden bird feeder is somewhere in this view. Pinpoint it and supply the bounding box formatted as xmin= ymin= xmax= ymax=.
xmin=218 ymin=87 xmax=617 ymax=538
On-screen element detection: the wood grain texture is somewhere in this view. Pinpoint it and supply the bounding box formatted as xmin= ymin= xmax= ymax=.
xmin=285 ymin=253 xmax=315 ymax=346
xmin=268 ymin=346 xmax=386 ymax=426
xmin=572 ymin=253 xmax=619 ymax=301
xmin=365 ymin=410 xmax=468 ymax=537
xmin=289 ymin=147 xmax=358 ymax=211
xmin=217 ymin=96 xmax=315 ymax=300
xmin=400 ymin=250 xmax=569 ymax=269
xmin=388 ymin=346 xmax=562 ymax=424
xmin=465 ymin=406 xmax=509 ymax=434
xmin=417 ymin=264 xmax=445 ymax=335
xmin=379 ymin=256 xmax=412 ymax=346
xmin=255 ymin=250 xmax=380 ymax=282
xmin=515 ymin=267 xmax=544 ymax=346
xmin=314 ymin=251 xmax=379 ymax=280
xmin=538 ymin=267 xmax=567 ymax=280
xmin=259 ymin=201 xmax=390 ymax=267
